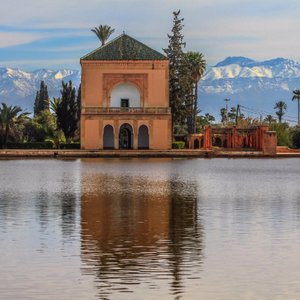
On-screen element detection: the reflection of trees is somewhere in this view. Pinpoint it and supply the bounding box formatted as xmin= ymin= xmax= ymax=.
xmin=80 ymin=174 xmax=204 ymax=298
xmin=168 ymin=178 xmax=203 ymax=295
xmin=34 ymin=186 xmax=78 ymax=243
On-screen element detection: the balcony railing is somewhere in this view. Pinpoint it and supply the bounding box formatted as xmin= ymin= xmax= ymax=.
xmin=82 ymin=107 xmax=171 ymax=114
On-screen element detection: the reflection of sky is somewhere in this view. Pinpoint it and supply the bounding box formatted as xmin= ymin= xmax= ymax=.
xmin=0 ymin=158 xmax=300 ymax=299
xmin=1 ymin=0 xmax=300 ymax=69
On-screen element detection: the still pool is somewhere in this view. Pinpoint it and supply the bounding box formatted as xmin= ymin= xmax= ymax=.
xmin=0 ymin=158 xmax=300 ymax=299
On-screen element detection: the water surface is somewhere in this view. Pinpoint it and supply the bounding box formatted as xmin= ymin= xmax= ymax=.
xmin=0 ymin=158 xmax=300 ymax=299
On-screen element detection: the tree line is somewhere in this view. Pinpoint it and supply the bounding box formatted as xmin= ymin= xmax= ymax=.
xmin=1 ymin=12 xmax=300 ymax=149
xmin=0 ymin=80 xmax=80 ymax=148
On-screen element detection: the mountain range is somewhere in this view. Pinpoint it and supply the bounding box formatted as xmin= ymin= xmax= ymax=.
xmin=200 ymin=56 xmax=300 ymax=122
xmin=0 ymin=67 xmax=80 ymax=110
xmin=0 ymin=56 xmax=299 ymax=121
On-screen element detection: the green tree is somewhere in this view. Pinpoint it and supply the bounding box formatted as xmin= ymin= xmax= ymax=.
xmin=34 ymin=80 xmax=50 ymax=116
xmin=196 ymin=113 xmax=215 ymax=132
xmin=56 ymin=81 xmax=79 ymax=142
xmin=0 ymin=103 xmax=29 ymax=147
xmin=228 ymin=107 xmax=237 ymax=123
xmin=274 ymin=100 xmax=287 ymax=123
xmin=164 ymin=10 xmax=193 ymax=132
xmin=290 ymin=126 xmax=300 ymax=148
xmin=269 ymin=123 xmax=291 ymax=146
xmin=24 ymin=110 xmax=57 ymax=142
xmin=50 ymin=97 xmax=62 ymax=117
xmin=91 ymin=25 xmax=115 ymax=46
xmin=186 ymin=51 xmax=206 ymax=133
xmin=220 ymin=108 xmax=227 ymax=124
xmin=76 ymin=84 xmax=81 ymax=126
xmin=292 ymin=89 xmax=300 ymax=125
xmin=264 ymin=114 xmax=276 ymax=125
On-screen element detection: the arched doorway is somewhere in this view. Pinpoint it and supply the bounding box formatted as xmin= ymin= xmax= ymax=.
xmin=194 ymin=139 xmax=200 ymax=149
xmin=223 ymin=139 xmax=228 ymax=148
xmin=138 ymin=125 xmax=149 ymax=149
xmin=213 ymin=136 xmax=222 ymax=147
xmin=119 ymin=123 xmax=133 ymax=149
xmin=103 ymin=125 xmax=114 ymax=149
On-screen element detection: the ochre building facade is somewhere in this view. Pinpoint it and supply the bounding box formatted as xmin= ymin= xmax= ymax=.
xmin=80 ymin=34 xmax=172 ymax=150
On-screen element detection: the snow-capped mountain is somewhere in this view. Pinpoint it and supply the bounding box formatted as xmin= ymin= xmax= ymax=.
xmin=200 ymin=57 xmax=300 ymax=120
xmin=0 ymin=67 xmax=80 ymax=111
xmin=0 ymin=57 xmax=299 ymax=121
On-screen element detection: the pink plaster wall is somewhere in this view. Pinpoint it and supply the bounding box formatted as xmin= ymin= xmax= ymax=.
xmin=84 ymin=120 xmax=99 ymax=150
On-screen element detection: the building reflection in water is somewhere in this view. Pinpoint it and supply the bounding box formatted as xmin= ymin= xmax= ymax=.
xmin=80 ymin=172 xmax=204 ymax=298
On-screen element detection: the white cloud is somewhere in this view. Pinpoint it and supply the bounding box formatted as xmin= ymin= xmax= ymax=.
xmin=0 ymin=32 xmax=43 ymax=48
xmin=0 ymin=58 xmax=80 ymax=71
xmin=1 ymin=0 xmax=300 ymax=67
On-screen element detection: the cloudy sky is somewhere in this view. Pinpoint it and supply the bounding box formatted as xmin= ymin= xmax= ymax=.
xmin=0 ymin=0 xmax=299 ymax=70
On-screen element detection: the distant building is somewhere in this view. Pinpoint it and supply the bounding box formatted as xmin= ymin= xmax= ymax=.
xmin=80 ymin=33 xmax=172 ymax=150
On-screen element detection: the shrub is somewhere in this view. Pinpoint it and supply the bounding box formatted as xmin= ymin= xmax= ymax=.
xmin=290 ymin=126 xmax=300 ymax=149
xmin=59 ymin=143 xmax=80 ymax=149
xmin=5 ymin=141 xmax=54 ymax=149
xmin=172 ymin=141 xmax=186 ymax=149
xmin=269 ymin=123 xmax=291 ymax=146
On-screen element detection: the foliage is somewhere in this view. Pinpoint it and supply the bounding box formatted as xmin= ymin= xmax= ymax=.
xmin=274 ymin=100 xmax=287 ymax=123
xmin=164 ymin=10 xmax=194 ymax=131
xmin=292 ymin=89 xmax=300 ymax=125
xmin=0 ymin=103 xmax=29 ymax=147
xmin=76 ymin=84 xmax=81 ymax=124
xmin=172 ymin=141 xmax=186 ymax=149
xmin=173 ymin=124 xmax=188 ymax=135
xmin=23 ymin=110 xmax=57 ymax=142
xmin=196 ymin=113 xmax=215 ymax=132
xmin=290 ymin=126 xmax=300 ymax=149
xmin=56 ymin=81 xmax=79 ymax=142
xmin=219 ymin=106 xmax=245 ymax=126
xmin=220 ymin=108 xmax=227 ymax=124
xmin=34 ymin=80 xmax=50 ymax=116
xmin=91 ymin=25 xmax=115 ymax=46
xmin=269 ymin=123 xmax=291 ymax=146
xmin=6 ymin=141 xmax=54 ymax=149
xmin=185 ymin=51 xmax=206 ymax=133
xmin=59 ymin=142 xmax=80 ymax=149
xmin=50 ymin=97 xmax=62 ymax=117
xmin=264 ymin=114 xmax=277 ymax=125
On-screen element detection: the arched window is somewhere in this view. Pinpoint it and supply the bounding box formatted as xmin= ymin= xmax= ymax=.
xmin=138 ymin=125 xmax=149 ymax=149
xmin=103 ymin=125 xmax=114 ymax=149
xmin=110 ymin=83 xmax=141 ymax=107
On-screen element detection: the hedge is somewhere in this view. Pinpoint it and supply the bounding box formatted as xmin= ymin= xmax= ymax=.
xmin=58 ymin=143 xmax=80 ymax=149
xmin=4 ymin=141 xmax=54 ymax=149
xmin=172 ymin=141 xmax=186 ymax=149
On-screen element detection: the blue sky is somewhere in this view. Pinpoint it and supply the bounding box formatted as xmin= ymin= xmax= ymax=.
xmin=0 ymin=0 xmax=299 ymax=70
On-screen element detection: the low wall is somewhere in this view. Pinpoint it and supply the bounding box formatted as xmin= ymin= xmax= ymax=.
xmin=277 ymin=146 xmax=300 ymax=153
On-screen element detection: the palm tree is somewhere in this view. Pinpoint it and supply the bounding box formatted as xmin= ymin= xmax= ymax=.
xmin=0 ymin=103 xmax=29 ymax=147
xmin=292 ymin=89 xmax=300 ymax=125
xmin=50 ymin=97 xmax=62 ymax=117
xmin=274 ymin=100 xmax=287 ymax=123
xmin=220 ymin=108 xmax=227 ymax=124
xmin=91 ymin=25 xmax=115 ymax=46
xmin=186 ymin=51 xmax=206 ymax=133
xmin=264 ymin=114 xmax=276 ymax=125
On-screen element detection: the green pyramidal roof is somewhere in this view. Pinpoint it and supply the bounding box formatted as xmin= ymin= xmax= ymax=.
xmin=81 ymin=33 xmax=167 ymax=61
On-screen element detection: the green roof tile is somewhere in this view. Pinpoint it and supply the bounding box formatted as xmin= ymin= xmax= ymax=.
xmin=81 ymin=33 xmax=167 ymax=61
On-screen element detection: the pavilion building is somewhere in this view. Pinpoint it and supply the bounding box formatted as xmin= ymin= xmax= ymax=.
xmin=80 ymin=33 xmax=172 ymax=150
